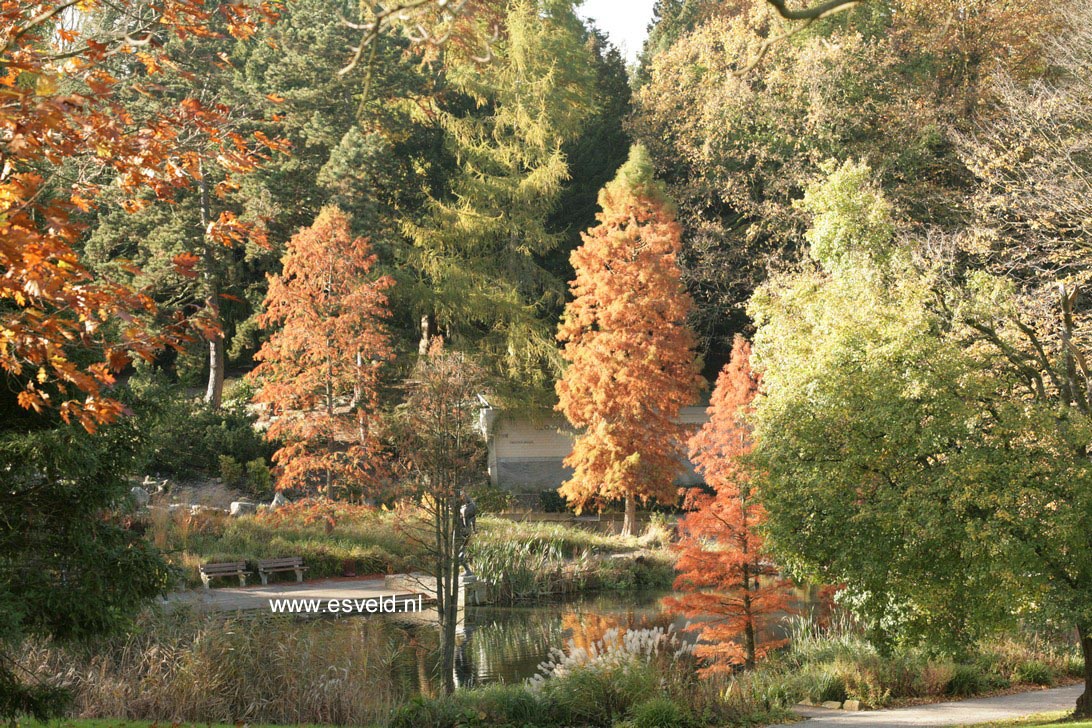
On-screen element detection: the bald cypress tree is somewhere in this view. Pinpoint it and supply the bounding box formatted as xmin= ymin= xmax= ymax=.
xmin=556 ymin=145 xmax=703 ymax=536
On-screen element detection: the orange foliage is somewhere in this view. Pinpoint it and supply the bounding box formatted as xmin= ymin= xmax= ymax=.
xmin=555 ymin=146 xmax=703 ymax=533
xmin=250 ymin=207 xmax=393 ymax=500
xmin=667 ymin=336 xmax=796 ymax=673
xmin=0 ymin=0 xmax=281 ymax=430
xmin=255 ymin=497 xmax=378 ymax=528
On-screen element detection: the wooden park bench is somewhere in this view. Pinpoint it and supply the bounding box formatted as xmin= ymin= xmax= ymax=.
xmin=257 ymin=556 xmax=307 ymax=585
xmin=199 ymin=561 xmax=250 ymax=589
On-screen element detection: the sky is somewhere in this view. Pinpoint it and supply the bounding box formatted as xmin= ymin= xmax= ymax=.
xmin=576 ymin=0 xmax=657 ymax=64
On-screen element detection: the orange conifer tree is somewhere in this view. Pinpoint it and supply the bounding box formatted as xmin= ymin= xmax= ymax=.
xmin=250 ymin=207 xmax=393 ymax=500
xmin=556 ymin=144 xmax=703 ymax=537
xmin=668 ymin=336 xmax=796 ymax=672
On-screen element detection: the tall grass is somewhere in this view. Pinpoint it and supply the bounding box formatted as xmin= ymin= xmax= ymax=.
xmin=761 ymin=614 xmax=1081 ymax=708
xmin=21 ymin=610 xmax=411 ymax=725
xmin=148 ymin=510 xmax=650 ymax=589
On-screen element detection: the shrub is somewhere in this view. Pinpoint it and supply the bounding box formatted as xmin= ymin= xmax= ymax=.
xmin=539 ymin=489 xmax=569 ymax=512
xmin=218 ymin=455 xmax=245 ymax=487
xmin=245 ymin=458 xmax=274 ymax=500
xmin=531 ymin=627 xmax=696 ymax=727
xmin=387 ymin=686 xmax=546 ymax=728
xmin=1013 ymin=660 xmax=1054 ymax=686
xmin=540 ymin=662 xmax=658 ymax=727
xmin=946 ymin=664 xmax=991 ymax=696
xmin=468 ymin=483 xmax=514 ymax=513
xmin=625 ymin=697 xmax=692 ymax=728
xmin=816 ymin=670 xmax=848 ymax=703
xmin=131 ymin=380 xmax=271 ymax=478
xmin=914 ymin=660 xmax=956 ymax=697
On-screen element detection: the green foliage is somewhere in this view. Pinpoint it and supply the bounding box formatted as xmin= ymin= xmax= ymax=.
xmin=131 ymin=380 xmax=271 ymax=478
xmin=749 ymin=161 xmax=1092 ymax=657
xmin=624 ymin=696 xmax=694 ymax=728
xmin=218 ymin=455 xmax=245 ymax=488
xmin=402 ymin=0 xmax=597 ymax=400
xmin=467 ymin=483 xmax=513 ymax=514
xmin=540 ymin=662 xmax=659 ymax=727
xmin=539 ymin=490 xmax=570 ymax=513
xmin=244 ymin=459 xmax=274 ymax=500
xmin=389 ymin=685 xmax=545 ymax=728
xmin=0 ymin=416 xmax=172 ymax=718
xmin=1013 ymin=660 xmax=1054 ymax=686
xmin=799 ymin=159 xmax=896 ymax=275
xmin=945 ymin=664 xmax=998 ymax=697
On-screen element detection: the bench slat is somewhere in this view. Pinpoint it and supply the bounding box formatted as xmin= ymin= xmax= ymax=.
xmin=257 ymin=556 xmax=307 ymax=585
xmin=199 ymin=561 xmax=249 ymax=589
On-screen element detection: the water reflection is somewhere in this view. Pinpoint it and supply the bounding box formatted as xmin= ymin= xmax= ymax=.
xmin=452 ymin=590 xmax=683 ymax=688
xmin=378 ymin=586 xmax=826 ymax=693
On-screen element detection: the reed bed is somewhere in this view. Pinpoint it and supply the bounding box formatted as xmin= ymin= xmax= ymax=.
xmin=21 ymin=610 xmax=412 ymax=726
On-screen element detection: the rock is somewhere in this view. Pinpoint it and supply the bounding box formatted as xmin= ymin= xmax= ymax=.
xmin=130 ymin=486 xmax=150 ymax=508
xmin=821 ymin=701 xmax=843 ymax=710
xmin=230 ymin=500 xmax=257 ymax=517
xmin=843 ymin=700 xmax=861 ymax=711
xmin=167 ymin=503 xmax=184 ymax=514
xmin=271 ymin=492 xmax=289 ymax=509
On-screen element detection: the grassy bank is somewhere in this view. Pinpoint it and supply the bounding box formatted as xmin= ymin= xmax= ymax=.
xmin=148 ymin=505 xmax=672 ymax=600
xmin=19 ymin=611 xmax=790 ymax=728
xmin=18 ymin=604 xmax=1083 ymax=728
xmin=758 ymin=616 xmax=1083 ymax=710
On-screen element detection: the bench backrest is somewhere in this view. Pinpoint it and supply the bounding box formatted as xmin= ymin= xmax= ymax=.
xmin=258 ymin=556 xmax=304 ymax=568
xmin=200 ymin=561 xmax=247 ymax=574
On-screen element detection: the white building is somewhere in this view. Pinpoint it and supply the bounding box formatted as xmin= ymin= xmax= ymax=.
xmin=478 ymin=402 xmax=711 ymax=499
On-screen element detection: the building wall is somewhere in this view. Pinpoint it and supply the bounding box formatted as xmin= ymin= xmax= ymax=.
xmin=482 ymin=407 xmax=710 ymax=495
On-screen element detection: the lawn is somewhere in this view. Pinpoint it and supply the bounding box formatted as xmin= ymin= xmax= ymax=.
xmin=22 ymin=722 xmax=318 ymax=728
xmin=958 ymin=711 xmax=1092 ymax=727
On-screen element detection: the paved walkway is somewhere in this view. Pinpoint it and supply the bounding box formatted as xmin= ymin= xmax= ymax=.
xmin=165 ymin=575 xmax=428 ymax=613
xmin=769 ymin=684 xmax=1084 ymax=727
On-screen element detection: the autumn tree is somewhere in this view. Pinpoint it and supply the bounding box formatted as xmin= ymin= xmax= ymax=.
xmin=250 ymin=207 xmax=393 ymax=500
xmin=556 ymin=144 xmax=704 ymax=537
xmin=667 ymin=336 xmax=795 ymax=672
xmin=392 ymin=341 xmax=487 ymax=695
xmin=0 ymin=0 xmax=283 ymax=429
xmin=631 ymin=0 xmax=1057 ymax=360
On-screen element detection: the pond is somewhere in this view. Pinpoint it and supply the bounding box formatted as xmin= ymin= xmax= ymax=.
xmin=450 ymin=589 xmax=687 ymax=688
xmin=353 ymin=586 xmax=822 ymax=694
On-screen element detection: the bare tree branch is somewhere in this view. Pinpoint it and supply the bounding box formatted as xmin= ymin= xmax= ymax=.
xmin=764 ymin=0 xmax=864 ymax=20
xmin=735 ymin=0 xmax=863 ymax=75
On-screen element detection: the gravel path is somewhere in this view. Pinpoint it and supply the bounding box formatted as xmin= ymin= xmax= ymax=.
xmin=767 ymin=684 xmax=1084 ymax=727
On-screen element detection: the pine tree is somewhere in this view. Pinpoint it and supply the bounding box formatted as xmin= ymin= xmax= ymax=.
xmin=667 ymin=336 xmax=796 ymax=672
xmin=403 ymin=0 xmax=595 ymax=401
xmin=250 ymin=207 xmax=393 ymax=500
xmin=556 ymin=144 xmax=703 ymax=537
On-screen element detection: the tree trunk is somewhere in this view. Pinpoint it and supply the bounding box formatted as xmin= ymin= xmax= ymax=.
xmin=743 ymin=564 xmax=756 ymax=670
xmin=1077 ymin=625 xmax=1092 ymax=718
xmin=622 ymin=494 xmax=637 ymax=537
xmin=205 ymin=333 xmax=224 ymax=408
xmin=419 ymin=313 xmax=436 ymax=356
xmin=199 ymin=169 xmax=224 ymax=410
xmin=441 ymin=497 xmax=462 ymax=694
